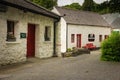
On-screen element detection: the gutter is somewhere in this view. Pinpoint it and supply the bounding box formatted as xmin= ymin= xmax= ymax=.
xmin=53 ymin=18 xmax=60 ymax=57
xmin=66 ymin=23 xmax=68 ymax=51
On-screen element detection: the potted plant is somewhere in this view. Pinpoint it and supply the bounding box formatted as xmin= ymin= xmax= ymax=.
xmin=6 ymin=32 xmax=16 ymax=41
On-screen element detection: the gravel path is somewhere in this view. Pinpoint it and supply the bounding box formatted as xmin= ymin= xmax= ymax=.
xmin=0 ymin=50 xmax=120 ymax=80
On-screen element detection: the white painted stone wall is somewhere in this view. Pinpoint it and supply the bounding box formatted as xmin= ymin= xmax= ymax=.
xmin=0 ymin=6 xmax=57 ymax=66
xmin=52 ymin=7 xmax=67 ymax=53
xmin=68 ymin=24 xmax=111 ymax=49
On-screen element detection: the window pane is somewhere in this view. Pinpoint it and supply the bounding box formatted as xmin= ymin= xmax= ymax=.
xmin=99 ymin=35 xmax=102 ymax=42
xmin=6 ymin=20 xmax=16 ymax=41
xmin=104 ymin=35 xmax=108 ymax=39
xmin=71 ymin=34 xmax=75 ymax=43
xmin=88 ymin=34 xmax=95 ymax=42
xmin=44 ymin=26 xmax=51 ymax=41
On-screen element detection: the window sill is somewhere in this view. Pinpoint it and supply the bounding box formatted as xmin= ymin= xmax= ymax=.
xmin=44 ymin=41 xmax=52 ymax=44
xmin=6 ymin=41 xmax=21 ymax=44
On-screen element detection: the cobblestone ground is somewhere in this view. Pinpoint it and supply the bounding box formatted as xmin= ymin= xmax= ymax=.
xmin=0 ymin=50 xmax=120 ymax=80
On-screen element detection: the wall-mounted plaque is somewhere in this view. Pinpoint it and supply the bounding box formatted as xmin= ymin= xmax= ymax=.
xmin=20 ymin=33 xmax=26 ymax=38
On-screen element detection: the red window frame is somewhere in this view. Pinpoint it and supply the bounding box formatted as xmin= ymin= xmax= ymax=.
xmin=99 ymin=35 xmax=102 ymax=42
xmin=105 ymin=35 xmax=109 ymax=39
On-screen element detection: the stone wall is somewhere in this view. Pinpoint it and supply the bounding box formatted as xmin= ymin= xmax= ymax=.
xmin=0 ymin=6 xmax=58 ymax=66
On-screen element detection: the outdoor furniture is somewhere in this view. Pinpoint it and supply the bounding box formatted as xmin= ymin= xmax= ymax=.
xmin=82 ymin=43 xmax=96 ymax=50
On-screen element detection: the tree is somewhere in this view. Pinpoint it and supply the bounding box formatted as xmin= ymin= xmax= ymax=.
xmin=109 ymin=0 xmax=120 ymax=13
xmin=82 ymin=0 xmax=95 ymax=11
xmin=63 ymin=3 xmax=81 ymax=10
xmin=30 ymin=0 xmax=57 ymax=10
xmin=96 ymin=1 xmax=110 ymax=14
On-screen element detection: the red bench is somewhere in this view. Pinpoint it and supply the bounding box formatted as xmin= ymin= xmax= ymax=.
xmin=82 ymin=43 xmax=96 ymax=50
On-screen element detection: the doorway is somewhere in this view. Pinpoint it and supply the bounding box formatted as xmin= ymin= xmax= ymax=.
xmin=27 ymin=24 xmax=36 ymax=57
xmin=76 ymin=34 xmax=81 ymax=48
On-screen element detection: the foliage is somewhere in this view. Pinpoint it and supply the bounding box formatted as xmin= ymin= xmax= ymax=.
xmin=82 ymin=0 xmax=95 ymax=11
xmin=96 ymin=1 xmax=110 ymax=14
xmin=109 ymin=0 xmax=120 ymax=13
xmin=30 ymin=0 xmax=57 ymax=10
xmin=66 ymin=48 xmax=72 ymax=52
xmin=63 ymin=0 xmax=120 ymax=14
xmin=101 ymin=32 xmax=120 ymax=62
xmin=63 ymin=3 xmax=81 ymax=10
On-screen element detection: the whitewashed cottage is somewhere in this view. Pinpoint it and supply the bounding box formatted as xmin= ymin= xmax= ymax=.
xmin=52 ymin=7 xmax=111 ymax=52
xmin=0 ymin=0 xmax=60 ymax=66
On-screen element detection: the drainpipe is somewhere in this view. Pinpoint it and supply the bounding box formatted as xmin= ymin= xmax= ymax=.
xmin=53 ymin=18 xmax=60 ymax=57
xmin=66 ymin=23 xmax=68 ymax=51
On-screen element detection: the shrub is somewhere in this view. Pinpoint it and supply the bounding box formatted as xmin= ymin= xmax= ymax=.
xmin=66 ymin=48 xmax=72 ymax=52
xmin=101 ymin=32 xmax=120 ymax=62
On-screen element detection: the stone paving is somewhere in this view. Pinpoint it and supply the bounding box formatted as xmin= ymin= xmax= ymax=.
xmin=0 ymin=50 xmax=120 ymax=80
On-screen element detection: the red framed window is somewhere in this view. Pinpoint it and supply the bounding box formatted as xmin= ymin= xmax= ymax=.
xmin=105 ymin=35 xmax=109 ymax=39
xmin=99 ymin=35 xmax=102 ymax=42
xmin=71 ymin=34 xmax=75 ymax=43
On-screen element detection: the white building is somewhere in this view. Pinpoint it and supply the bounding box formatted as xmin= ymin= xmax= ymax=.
xmin=0 ymin=0 xmax=60 ymax=66
xmin=52 ymin=7 xmax=111 ymax=52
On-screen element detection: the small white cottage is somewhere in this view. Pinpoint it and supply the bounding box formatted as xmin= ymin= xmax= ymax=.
xmin=52 ymin=7 xmax=111 ymax=52
xmin=0 ymin=0 xmax=60 ymax=66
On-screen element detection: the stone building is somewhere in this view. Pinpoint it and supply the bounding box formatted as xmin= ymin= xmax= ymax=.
xmin=52 ymin=7 xmax=111 ymax=52
xmin=0 ymin=0 xmax=60 ymax=66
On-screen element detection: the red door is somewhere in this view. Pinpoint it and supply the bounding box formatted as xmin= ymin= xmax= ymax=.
xmin=27 ymin=24 xmax=35 ymax=57
xmin=76 ymin=34 xmax=81 ymax=48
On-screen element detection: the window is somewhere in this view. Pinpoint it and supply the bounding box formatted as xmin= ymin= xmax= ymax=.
xmin=104 ymin=35 xmax=109 ymax=39
xmin=71 ymin=34 xmax=75 ymax=43
xmin=44 ymin=26 xmax=51 ymax=41
xmin=6 ymin=21 xmax=16 ymax=41
xmin=99 ymin=35 xmax=102 ymax=42
xmin=88 ymin=34 xmax=95 ymax=42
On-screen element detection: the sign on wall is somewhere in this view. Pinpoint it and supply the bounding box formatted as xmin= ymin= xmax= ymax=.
xmin=20 ymin=33 xmax=26 ymax=39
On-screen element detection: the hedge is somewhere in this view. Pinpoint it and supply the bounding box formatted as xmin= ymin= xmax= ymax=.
xmin=101 ymin=32 xmax=120 ymax=62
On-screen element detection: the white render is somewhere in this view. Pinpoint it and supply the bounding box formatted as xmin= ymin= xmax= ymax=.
xmin=0 ymin=6 xmax=59 ymax=66
xmin=68 ymin=24 xmax=111 ymax=49
xmin=52 ymin=7 xmax=111 ymax=53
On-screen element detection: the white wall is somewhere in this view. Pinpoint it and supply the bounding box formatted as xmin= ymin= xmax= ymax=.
xmin=67 ymin=24 xmax=111 ymax=49
xmin=60 ymin=18 xmax=67 ymax=52
xmin=52 ymin=7 xmax=67 ymax=53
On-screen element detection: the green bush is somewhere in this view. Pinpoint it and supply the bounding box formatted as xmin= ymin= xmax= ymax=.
xmin=66 ymin=48 xmax=72 ymax=52
xmin=101 ymin=32 xmax=120 ymax=62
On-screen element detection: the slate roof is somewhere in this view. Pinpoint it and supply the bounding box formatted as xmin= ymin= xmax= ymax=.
xmin=102 ymin=13 xmax=120 ymax=29
xmin=55 ymin=6 xmax=110 ymax=27
xmin=102 ymin=13 xmax=119 ymax=25
xmin=111 ymin=17 xmax=120 ymax=29
xmin=0 ymin=0 xmax=60 ymax=20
